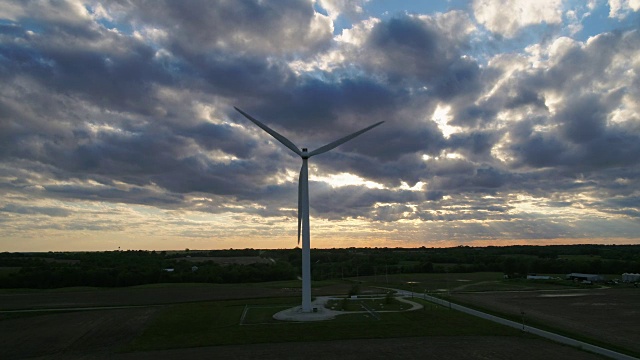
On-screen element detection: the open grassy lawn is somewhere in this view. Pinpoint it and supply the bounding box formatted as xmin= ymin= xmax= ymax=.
xmin=257 ymin=278 xmax=347 ymax=289
xmin=324 ymin=297 xmax=407 ymax=312
xmin=558 ymin=254 xmax=603 ymax=261
xmin=1 ymin=276 xmax=624 ymax=359
xmin=127 ymin=297 xmax=521 ymax=351
xmin=355 ymin=272 xmax=598 ymax=293
xmin=359 ymin=272 xmax=504 ymax=292
xmin=452 ymin=278 xmax=588 ymax=292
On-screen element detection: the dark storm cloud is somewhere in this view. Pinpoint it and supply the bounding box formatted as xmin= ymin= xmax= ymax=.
xmin=509 ymin=94 xmax=640 ymax=171
xmin=113 ymin=0 xmax=333 ymax=56
xmin=510 ymin=130 xmax=569 ymax=168
xmin=368 ymin=16 xmax=444 ymax=71
xmin=427 ymin=164 xmax=506 ymax=194
xmin=2 ymin=3 xmax=480 ymax=214
xmin=309 ymin=182 xmax=425 ymax=221
xmin=53 ymin=127 xmax=291 ymax=197
xmin=1 ymin=0 xmax=640 ymax=242
xmin=370 ymin=203 xmax=414 ymax=222
xmin=229 ymin=71 xmax=447 ymax=192
xmin=253 ymin=77 xmax=400 ymax=134
xmin=364 ymin=13 xmax=475 ymax=84
xmin=181 ymin=122 xmax=256 ymax=159
xmin=431 ymin=56 xmax=483 ymax=101
xmin=0 ymin=19 xmax=293 ymax=208
xmin=47 ymin=182 xmax=185 ymax=206
xmin=446 ymin=130 xmax=502 ymax=162
xmin=197 ymin=54 xmax=294 ymax=99
xmin=467 ymin=30 xmax=640 ymax=177
xmin=0 ymin=23 xmax=168 ymax=116
xmin=227 ymin=8 xmax=477 ymax=189
xmin=504 ymin=86 xmax=547 ymax=109
xmin=557 ymin=94 xmax=609 ymax=144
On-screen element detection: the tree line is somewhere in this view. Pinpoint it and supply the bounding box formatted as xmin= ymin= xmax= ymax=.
xmin=1 ymin=244 xmax=639 ymax=289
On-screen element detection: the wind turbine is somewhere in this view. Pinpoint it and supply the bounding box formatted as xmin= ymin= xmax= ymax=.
xmin=234 ymin=107 xmax=383 ymax=313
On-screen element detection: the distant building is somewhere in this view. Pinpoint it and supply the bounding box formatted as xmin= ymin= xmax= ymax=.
xmin=622 ymin=273 xmax=640 ymax=282
xmin=527 ymin=275 xmax=552 ymax=280
xmin=566 ymin=273 xmax=603 ymax=282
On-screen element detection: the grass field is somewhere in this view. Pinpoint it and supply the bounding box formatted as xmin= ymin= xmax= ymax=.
xmin=324 ymin=297 xmax=406 ymax=311
xmin=127 ymin=297 xmax=521 ymax=351
xmin=356 ymin=272 xmax=606 ymax=293
xmin=1 ymin=276 xmax=624 ymax=359
xmin=558 ymin=254 xmax=603 ymax=260
xmin=358 ymin=271 xmax=504 ymax=293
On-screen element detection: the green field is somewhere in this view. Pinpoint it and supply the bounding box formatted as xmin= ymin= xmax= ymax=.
xmin=324 ymin=297 xmax=406 ymax=311
xmin=127 ymin=296 xmax=522 ymax=351
xmin=258 ymin=278 xmax=347 ymax=289
xmin=2 ymin=272 xmax=630 ymax=359
xmin=358 ymin=271 xmax=503 ymax=291
xmin=558 ymin=254 xmax=603 ymax=260
xmin=353 ymin=272 xmax=606 ymax=293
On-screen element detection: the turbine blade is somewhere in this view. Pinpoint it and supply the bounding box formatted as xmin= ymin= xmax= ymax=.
xmin=308 ymin=121 xmax=384 ymax=157
xmin=298 ymin=164 xmax=303 ymax=245
xmin=234 ymin=107 xmax=302 ymax=156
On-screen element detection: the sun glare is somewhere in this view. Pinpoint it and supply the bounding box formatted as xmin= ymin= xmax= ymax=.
xmin=431 ymin=103 xmax=459 ymax=138
xmin=312 ymin=172 xmax=385 ymax=189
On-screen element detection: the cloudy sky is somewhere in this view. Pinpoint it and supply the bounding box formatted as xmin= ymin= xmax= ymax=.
xmin=1 ymin=0 xmax=640 ymax=251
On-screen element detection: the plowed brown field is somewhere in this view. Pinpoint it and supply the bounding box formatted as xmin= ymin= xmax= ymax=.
xmin=453 ymin=287 xmax=640 ymax=355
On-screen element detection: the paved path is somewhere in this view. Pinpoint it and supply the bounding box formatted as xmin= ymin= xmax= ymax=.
xmin=397 ymin=289 xmax=638 ymax=360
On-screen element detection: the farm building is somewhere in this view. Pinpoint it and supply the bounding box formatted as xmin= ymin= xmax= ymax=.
xmin=527 ymin=275 xmax=553 ymax=280
xmin=622 ymin=273 xmax=640 ymax=282
xmin=566 ymin=273 xmax=603 ymax=282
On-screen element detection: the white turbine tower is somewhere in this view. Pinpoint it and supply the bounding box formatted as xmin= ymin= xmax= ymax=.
xmin=235 ymin=107 xmax=383 ymax=313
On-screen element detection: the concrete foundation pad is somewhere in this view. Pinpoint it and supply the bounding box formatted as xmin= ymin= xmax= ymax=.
xmin=273 ymin=296 xmax=341 ymax=322
xmin=272 ymin=295 xmax=423 ymax=322
xmin=273 ymin=305 xmax=337 ymax=321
